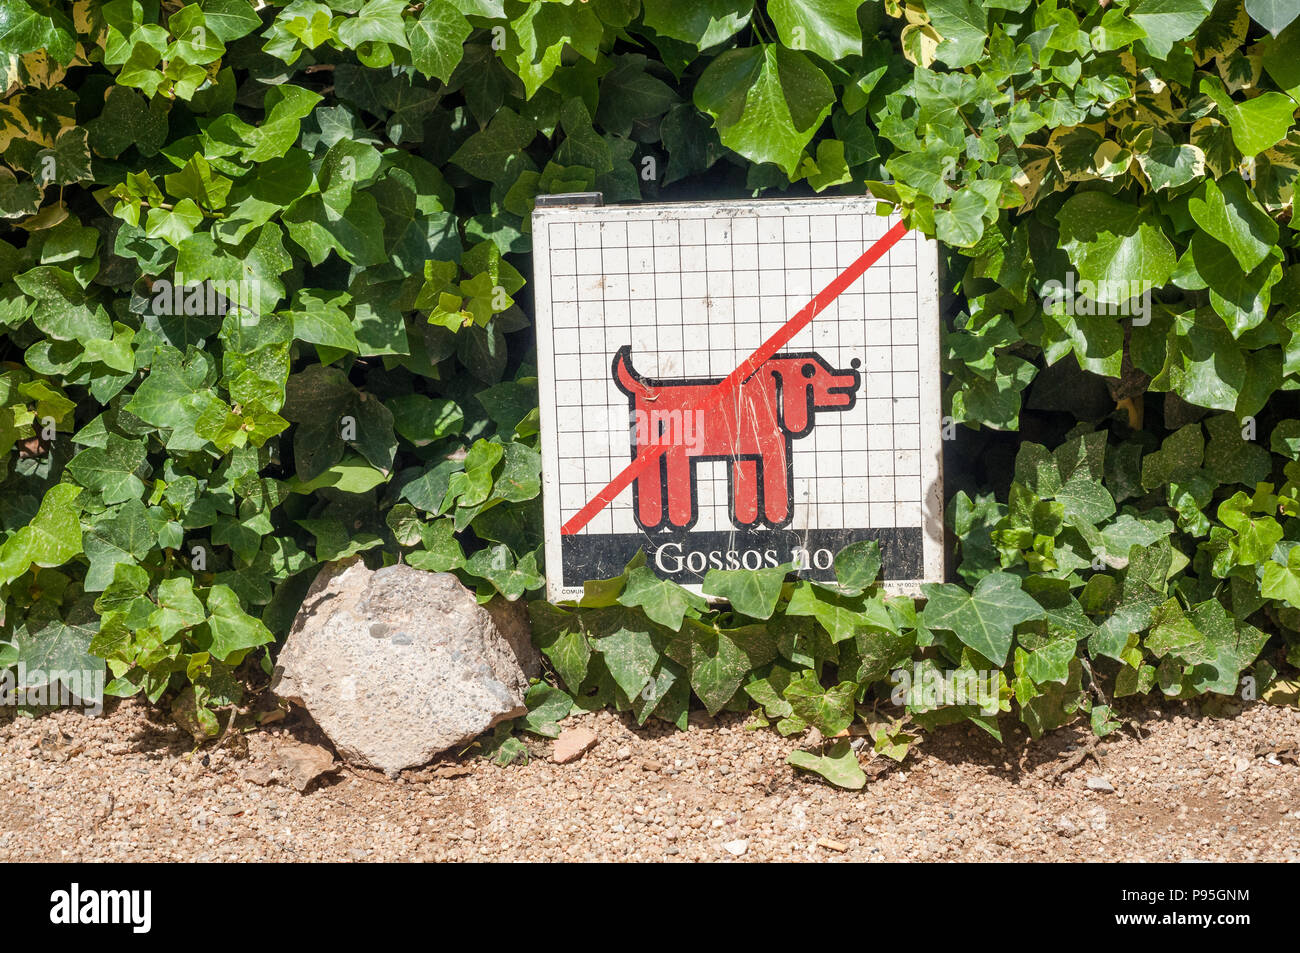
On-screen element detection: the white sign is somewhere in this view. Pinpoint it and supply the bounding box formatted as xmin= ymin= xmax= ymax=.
xmin=532 ymin=196 xmax=943 ymax=601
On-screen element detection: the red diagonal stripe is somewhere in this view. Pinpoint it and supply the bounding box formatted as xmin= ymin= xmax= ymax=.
xmin=560 ymin=218 xmax=909 ymax=536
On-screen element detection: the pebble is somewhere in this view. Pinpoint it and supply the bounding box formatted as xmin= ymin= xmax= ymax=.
xmin=1086 ymin=776 xmax=1115 ymax=793
xmin=723 ymin=840 xmax=749 ymax=856
xmin=552 ymin=727 xmax=598 ymax=764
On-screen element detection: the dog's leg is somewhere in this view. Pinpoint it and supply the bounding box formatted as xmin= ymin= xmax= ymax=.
xmin=665 ymin=448 xmax=694 ymax=527
xmin=636 ymin=450 xmax=665 ymax=529
xmin=731 ymin=458 xmax=759 ymax=526
xmin=761 ymin=438 xmax=791 ymax=526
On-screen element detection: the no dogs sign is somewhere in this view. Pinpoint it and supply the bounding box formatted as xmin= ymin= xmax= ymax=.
xmin=532 ymin=196 xmax=943 ymax=600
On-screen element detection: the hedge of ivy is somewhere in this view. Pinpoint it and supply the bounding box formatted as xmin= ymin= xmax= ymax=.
xmin=2 ymin=0 xmax=1300 ymax=783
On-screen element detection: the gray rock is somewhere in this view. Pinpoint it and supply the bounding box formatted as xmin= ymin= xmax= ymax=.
xmin=1086 ymin=776 xmax=1115 ymax=793
xmin=273 ymin=557 xmax=529 ymax=774
xmin=484 ymin=597 xmax=541 ymax=679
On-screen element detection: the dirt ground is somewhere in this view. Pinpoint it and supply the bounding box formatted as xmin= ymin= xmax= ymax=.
xmin=2 ymin=696 xmax=1298 ymax=862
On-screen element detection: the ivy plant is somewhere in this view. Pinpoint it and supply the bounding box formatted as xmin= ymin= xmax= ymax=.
xmin=2 ymin=0 xmax=1300 ymax=786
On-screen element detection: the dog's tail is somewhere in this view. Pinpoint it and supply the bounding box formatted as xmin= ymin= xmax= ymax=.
xmin=612 ymin=346 xmax=648 ymax=397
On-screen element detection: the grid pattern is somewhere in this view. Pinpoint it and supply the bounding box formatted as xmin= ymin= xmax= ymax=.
xmin=544 ymin=205 xmax=924 ymax=536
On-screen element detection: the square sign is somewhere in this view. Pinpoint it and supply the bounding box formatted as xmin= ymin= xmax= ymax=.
xmin=532 ymin=196 xmax=943 ymax=601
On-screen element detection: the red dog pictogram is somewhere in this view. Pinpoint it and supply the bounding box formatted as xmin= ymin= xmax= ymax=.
xmin=613 ymin=345 xmax=860 ymax=530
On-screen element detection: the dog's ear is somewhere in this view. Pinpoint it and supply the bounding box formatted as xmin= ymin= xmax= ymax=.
xmin=772 ymin=362 xmax=814 ymax=434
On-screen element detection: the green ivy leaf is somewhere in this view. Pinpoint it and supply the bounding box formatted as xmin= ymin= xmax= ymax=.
xmin=449 ymin=107 xmax=536 ymax=181
xmin=199 ymin=584 xmax=274 ymax=663
xmin=617 ymin=566 xmax=706 ymax=630
xmin=201 ymin=0 xmax=261 ymax=42
xmin=640 ymin=0 xmax=753 ymax=49
xmin=1186 ymin=233 xmax=1282 ymax=336
xmin=595 ymin=53 xmax=679 ymax=137
xmin=509 ymin=0 xmax=603 ymax=97
xmin=1132 ymin=0 xmax=1215 ymax=60
xmin=694 ymin=44 xmax=833 ymax=176
xmin=67 ymin=434 xmax=148 ymax=505
xmin=783 ymin=671 xmax=856 ymax=736
xmin=1187 ymin=175 xmax=1278 ymax=273
xmin=921 ymin=572 xmax=1046 ymax=666
xmin=152 ymin=576 xmax=207 ymax=640
xmin=786 ymin=581 xmax=896 ymax=643
xmin=1201 ymin=75 xmax=1297 ymax=157
xmin=530 ymin=601 xmax=591 ymax=693
xmin=0 ymin=483 xmax=82 ymax=586
xmin=87 ymin=86 xmax=170 ymax=159
xmin=840 ymin=623 xmax=916 ymax=684
xmin=0 ymin=0 xmax=77 ymax=63
xmin=1247 ymin=0 xmax=1300 ymax=35
xmin=1055 ymin=192 xmax=1176 ymax=298
xmin=1179 ymin=599 xmax=1269 ymax=694
xmin=587 ymin=606 xmax=664 ymax=701
xmin=671 ymin=619 xmax=777 ymax=715
xmin=925 ymin=0 xmax=989 ymax=68
xmin=701 ymin=563 xmax=789 ymax=619
xmin=768 ymin=0 xmax=863 ymax=62
xmin=1261 ymin=546 xmax=1300 ymax=607
xmin=520 ymin=682 xmax=573 ymax=738
xmin=11 ymin=593 xmax=102 ymax=691
xmin=787 ymin=739 xmax=865 ymax=789
xmin=833 ymin=540 xmax=881 ymax=593
xmin=15 ymin=265 xmax=111 ymax=342
xmin=407 ymin=0 xmax=471 ymax=82
xmin=465 ymin=545 xmax=544 ymax=599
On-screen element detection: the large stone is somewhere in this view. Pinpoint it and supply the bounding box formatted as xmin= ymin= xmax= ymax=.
xmin=484 ymin=597 xmax=542 ymax=679
xmin=272 ymin=557 xmax=529 ymax=774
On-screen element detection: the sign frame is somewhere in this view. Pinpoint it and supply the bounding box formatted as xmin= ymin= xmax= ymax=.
xmin=532 ymin=196 xmax=944 ymax=601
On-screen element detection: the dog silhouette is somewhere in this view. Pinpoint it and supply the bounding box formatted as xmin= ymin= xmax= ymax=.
xmin=612 ymin=345 xmax=860 ymax=530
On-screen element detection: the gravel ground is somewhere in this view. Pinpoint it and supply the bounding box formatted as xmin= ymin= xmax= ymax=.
xmin=2 ymin=696 xmax=1298 ymax=862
